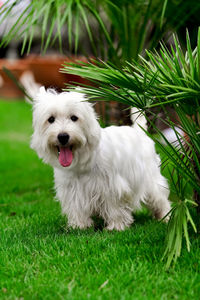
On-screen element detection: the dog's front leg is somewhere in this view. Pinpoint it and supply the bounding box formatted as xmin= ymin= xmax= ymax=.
xmin=103 ymin=204 xmax=134 ymax=231
xmin=65 ymin=201 xmax=94 ymax=230
xmin=68 ymin=216 xmax=94 ymax=230
xmin=57 ymin=182 xmax=94 ymax=230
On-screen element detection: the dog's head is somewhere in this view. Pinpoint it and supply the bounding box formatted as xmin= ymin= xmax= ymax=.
xmin=31 ymin=87 xmax=101 ymax=169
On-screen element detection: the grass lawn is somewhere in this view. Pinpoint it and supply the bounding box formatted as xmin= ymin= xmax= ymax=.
xmin=0 ymin=100 xmax=200 ymax=300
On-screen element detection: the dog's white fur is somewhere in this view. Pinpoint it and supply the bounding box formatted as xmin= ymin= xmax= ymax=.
xmin=31 ymin=87 xmax=171 ymax=230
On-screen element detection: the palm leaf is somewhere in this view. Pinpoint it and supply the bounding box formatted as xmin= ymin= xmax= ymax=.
xmin=1 ymin=0 xmax=200 ymax=63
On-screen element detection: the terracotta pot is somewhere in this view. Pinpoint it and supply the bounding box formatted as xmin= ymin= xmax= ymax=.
xmin=0 ymin=60 xmax=28 ymax=98
xmin=0 ymin=55 xmax=131 ymax=124
xmin=20 ymin=55 xmax=90 ymax=89
xmin=0 ymin=55 xmax=90 ymax=99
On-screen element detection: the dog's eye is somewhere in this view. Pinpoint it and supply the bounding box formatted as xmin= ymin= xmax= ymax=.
xmin=48 ymin=116 xmax=55 ymax=124
xmin=71 ymin=115 xmax=78 ymax=122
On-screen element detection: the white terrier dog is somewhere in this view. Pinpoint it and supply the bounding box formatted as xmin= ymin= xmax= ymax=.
xmin=31 ymin=87 xmax=171 ymax=230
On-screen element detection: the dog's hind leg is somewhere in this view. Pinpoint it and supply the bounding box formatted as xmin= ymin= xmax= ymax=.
xmin=145 ymin=179 xmax=171 ymax=222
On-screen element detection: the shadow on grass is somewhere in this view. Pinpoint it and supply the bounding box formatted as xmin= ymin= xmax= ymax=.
xmin=21 ymin=209 xmax=160 ymax=238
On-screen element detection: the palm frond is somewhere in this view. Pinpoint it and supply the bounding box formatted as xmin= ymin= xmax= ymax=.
xmin=163 ymin=198 xmax=197 ymax=269
xmin=63 ymin=29 xmax=200 ymax=267
xmin=1 ymin=0 xmax=200 ymax=62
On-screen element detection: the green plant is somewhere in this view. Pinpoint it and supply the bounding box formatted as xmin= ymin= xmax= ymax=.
xmin=1 ymin=0 xmax=200 ymax=63
xmin=62 ymin=29 xmax=200 ymax=267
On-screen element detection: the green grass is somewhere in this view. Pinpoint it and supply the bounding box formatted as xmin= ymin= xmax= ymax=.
xmin=0 ymin=100 xmax=200 ymax=300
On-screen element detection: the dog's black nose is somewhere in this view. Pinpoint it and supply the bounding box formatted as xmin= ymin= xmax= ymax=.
xmin=57 ymin=133 xmax=70 ymax=145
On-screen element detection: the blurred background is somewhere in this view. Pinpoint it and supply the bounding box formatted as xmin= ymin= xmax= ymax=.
xmin=0 ymin=0 xmax=200 ymax=125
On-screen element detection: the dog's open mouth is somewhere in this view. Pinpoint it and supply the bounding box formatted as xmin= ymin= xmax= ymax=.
xmin=56 ymin=145 xmax=73 ymax=167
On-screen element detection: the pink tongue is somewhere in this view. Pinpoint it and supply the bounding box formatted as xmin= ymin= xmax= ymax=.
xmin=59 ymin=147 xmax=73 ymax=167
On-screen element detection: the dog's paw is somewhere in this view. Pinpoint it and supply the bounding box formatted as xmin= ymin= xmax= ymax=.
xmin=69 ymin=218 xmax=94 ymax=230
xmin=154 ymin=210 xmax=170 ymax=223
xmin=106 ymin=221 xmax=130 ymax=231
xmin=159 ymin=214 xmax=170 ymax=223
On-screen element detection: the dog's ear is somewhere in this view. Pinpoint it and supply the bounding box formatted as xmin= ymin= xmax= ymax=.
xmin=33 ymin=86 xmax=49 ymax=105
xmin=37 ymin=86 xmax=46 ymax=98
xmin=39 ymin=86 xmax=46 ymax=94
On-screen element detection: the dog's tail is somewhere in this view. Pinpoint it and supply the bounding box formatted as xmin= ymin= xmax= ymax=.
xmin=130 ymin=107 xmax=147 ymax=130
xmin=20 ymin=71 xmax=41 ymax=103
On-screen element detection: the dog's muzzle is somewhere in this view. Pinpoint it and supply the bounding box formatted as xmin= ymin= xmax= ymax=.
xmin=56 ymin=133 xmax=73 ymax=167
